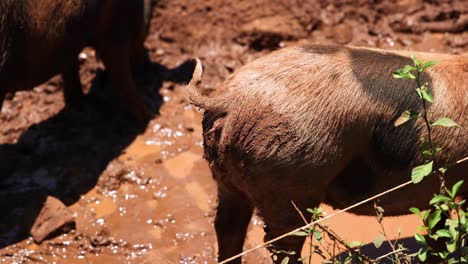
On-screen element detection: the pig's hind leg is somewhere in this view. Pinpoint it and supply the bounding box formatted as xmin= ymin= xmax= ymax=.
xmin=215 ymin=186 xmax=254 ymax=264
xmin=252 ymin=166 xmax=341 ymax=264
xmin=257 ymin=193 xmax=320 ymax=264
xmin=97 ymin=41 xmax=151 ymax=125
xmin=94 ymin=0 xmax=152 ymax=125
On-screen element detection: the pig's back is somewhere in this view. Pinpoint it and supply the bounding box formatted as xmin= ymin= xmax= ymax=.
xmin=209 ymin=45 xmax=465 ymax=172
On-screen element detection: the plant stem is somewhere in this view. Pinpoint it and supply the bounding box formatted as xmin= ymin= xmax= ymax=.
xmin=415 ymin=71 xmax=445 ymax=195
xmin=291 ymin=202 xmax=374 ymax=263
xmin=291 ymin=202 xmax=330 ymax=262
xmin=291 ymin=201 xmax=313 ymax=264
xmin=316 ymin=224 xmax=375 ymax=263
xmin=374 ymin=249 xmax=405 ymax=262
xmin=456 ymin=204 xmax=462 ymax=263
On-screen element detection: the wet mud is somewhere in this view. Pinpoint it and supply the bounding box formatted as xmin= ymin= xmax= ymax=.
xmin=1 ymin=0 xmax=467 ymax=263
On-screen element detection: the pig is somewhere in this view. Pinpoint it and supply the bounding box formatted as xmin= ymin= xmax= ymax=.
xmin=0 ymin=0 xmax=154 ymax=124
xmin=185 ymin=45 xmax=468 ymax=263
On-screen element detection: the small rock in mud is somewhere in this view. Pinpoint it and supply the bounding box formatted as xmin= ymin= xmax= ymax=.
xmin=97 ymin=159 xmax=128 ymax=191
xmin=332 ymin=23 xmax=353 ymax=44
xmin=30 ymin=196 xmax=75 ymax=243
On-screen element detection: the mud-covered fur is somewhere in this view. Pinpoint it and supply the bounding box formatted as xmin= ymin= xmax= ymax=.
xmin=0 ymin=0 xmax=153 ymax=124
xmin=185 ymin=45 xmax=468 ymax=263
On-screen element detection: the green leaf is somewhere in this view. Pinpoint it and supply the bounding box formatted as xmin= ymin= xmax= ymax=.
xmin=427 ymin=210 xmax=442 ymax=229
xmin=416 ymin=87 xmax=423 ymax=99
xmin=403 ymin=64 xmax=416 ymax=73
xmin=422 ymin=150 xmax=433 ymax=158
xmin=373 ymin=235 xmax=384 ymax=248
xmin=393 ymin=65 xmax=416 ymax=79
xmin=440 ymin=204 xmax=450 ymax=211
xmin=406 ymin=72 xmax=416 ymax=79
xmin=437 ymin=251 xmax=449 ymax=260
xmin=306 ymin=207 xmax=323 ymax=218
xmin=392 ymin=71 xmax=403 ymax=78
xmin=420 ymin=86 xmax=434 ymax=103
xmin=415 ymin=233 xmax=427 ymax=245
xmin=411 ymin=161 xmax=433 ymax=184
xmin=431 ymin=117 xmax=460 ymax=128
xmin=445 ymin=187 xmax=454 ymax=198
xmin=422 ymin=210 xmax=431 ymax=221
xmin=313 ymin=230 xmax=322 ymax=242
xmin=429 ymin=233 xmax=439 ymax=240
xmin=275 ymin=250 xmax=295 ymax=255
xmin=411 ymin=55 xmax=421 ymax=67
xmin=394 ymin=110 xmax=420 ymax=126
xmin=439 ymin=166 xmax=448 ymax=174
xmin=438 ymin=252 xmax=449 ymax=260
xmin=421 ymin=61 xmax=437 ymax=72
xmin=435 ymin=229 xmax=451 ymax=238
xmin=280 ymin=256 xmax=289 ymax=264
xmin=348 ymin=241 xmax=362 ymax=248
xmin=410 ymin=207 xmax=422 ymax=218
xmin=417 ymin=247 xmax=428 ymax=262
xmin=430 ymin=195 xmax=452 ymax=205
xmin=420 ymin=137 xmax=433 ymax=158
xmin=451 ymin=180 xmax=464 ymax=197
xmin=293 ymin=230 xmax=309 ymax=236
xmin=419 ymin=225 xmax=429 ymax=231
xmin=375 ymin=206 xmax=384 ymax=213
xmin=460 ymin=211 xmax=467 ymax=224
xmin=446 ymin=239 xmax=457 ymax=253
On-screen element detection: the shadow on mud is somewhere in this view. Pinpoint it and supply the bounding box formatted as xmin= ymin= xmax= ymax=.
xmin=0 ymin=60 xmax=197 ymax=248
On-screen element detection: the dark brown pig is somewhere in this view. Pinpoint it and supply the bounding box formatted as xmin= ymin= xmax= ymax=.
xmin=0 ymin=0 xmax=154 ymax=124
xmin=185 ymin=45 xmax=468 ymax=263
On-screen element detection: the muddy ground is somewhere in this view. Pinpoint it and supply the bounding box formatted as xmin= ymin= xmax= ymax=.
xmin=0 ymin=0 xmax=467 ymax=263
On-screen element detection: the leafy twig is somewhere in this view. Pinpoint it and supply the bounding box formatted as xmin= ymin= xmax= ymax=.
xmin=291 ymin=201 xmax=374 ymax=263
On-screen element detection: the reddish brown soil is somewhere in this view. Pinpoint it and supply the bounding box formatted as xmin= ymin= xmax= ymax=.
xmin=1 ymin=0 xmax=467 ymax=263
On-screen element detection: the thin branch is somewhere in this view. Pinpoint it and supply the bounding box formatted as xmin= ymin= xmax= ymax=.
xmin=374 ymin=201 xmax=400 ymax=264
xmin=315 ymin=223 xmax=374 ymax=263
xmin=374 ymin=248 xmax=406 ymax=261
xmin=291 ymin=201 xmax=314 ymax=264
xmin=456 ymin=156 xmax=468 ymax=164
xmin=291 ymin=201 xmax=309 ymax=225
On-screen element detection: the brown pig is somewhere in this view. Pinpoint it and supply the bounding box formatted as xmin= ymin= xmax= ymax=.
xmin=185 ymin=45 xmax=468 ymax=263
xmin=0 ymin=0 xmax=154 ymax=124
